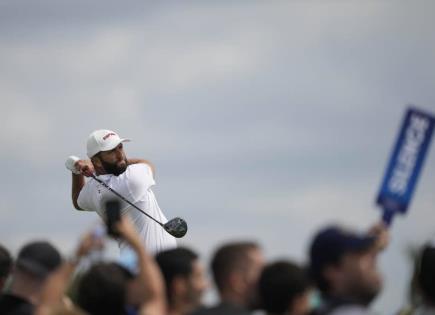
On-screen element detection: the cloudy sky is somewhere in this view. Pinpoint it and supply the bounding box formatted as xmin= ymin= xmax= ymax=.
xmin=1 ymin=0 xmax=435 ymax=312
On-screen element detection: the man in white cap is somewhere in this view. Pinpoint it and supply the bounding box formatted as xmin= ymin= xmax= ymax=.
xmin=65 ymin=129 xmax=177 ymax=254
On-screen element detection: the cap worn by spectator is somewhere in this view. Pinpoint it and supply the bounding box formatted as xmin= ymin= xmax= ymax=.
xmin=0 ymin=241 xmax=62 ymax=315
xmin=16 ymin=241 xmax=62 ymax=279
xmin=309 ymin=225 xmax=383 ymax=315
xmin=310 ymin=226 xmax=376 ymax=281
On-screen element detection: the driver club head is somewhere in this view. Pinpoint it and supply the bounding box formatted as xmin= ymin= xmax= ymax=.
xmin=163 ymin=217 xmax=188 ymax=238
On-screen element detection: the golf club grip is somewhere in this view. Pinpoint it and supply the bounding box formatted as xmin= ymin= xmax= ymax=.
xmin=90 ymin=174 xmax=163 ymax=227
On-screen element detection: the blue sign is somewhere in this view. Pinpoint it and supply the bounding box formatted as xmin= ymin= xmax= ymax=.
xmin=377 ymin=107 xmax=434 ymax=215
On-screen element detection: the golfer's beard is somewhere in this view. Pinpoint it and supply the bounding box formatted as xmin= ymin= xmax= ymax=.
xmin=101 ymin=158 xmax=128 ymax=176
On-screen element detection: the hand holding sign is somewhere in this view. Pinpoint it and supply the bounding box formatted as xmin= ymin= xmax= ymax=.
xmin=368 ymin=222 xmax=389 ymax=251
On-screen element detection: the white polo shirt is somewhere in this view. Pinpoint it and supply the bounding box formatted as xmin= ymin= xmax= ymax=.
xmin=77 ymin=163 xmax=177 ymax=254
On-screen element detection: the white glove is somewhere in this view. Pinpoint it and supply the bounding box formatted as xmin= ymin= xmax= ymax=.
xmin=65 ymin=156 xmax=81 ymax=175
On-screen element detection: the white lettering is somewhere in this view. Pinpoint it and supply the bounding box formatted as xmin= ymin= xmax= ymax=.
xmin=388 ymin=114 xmax=429 ymax=195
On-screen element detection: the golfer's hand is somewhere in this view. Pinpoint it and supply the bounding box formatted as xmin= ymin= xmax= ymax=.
xmin=75 ymin=160 xmax=95 ymax=177
xmin=115 ymin=216 xmax=142 ymax=250
xmin=368 ymin=222 xmax=389 ymax=252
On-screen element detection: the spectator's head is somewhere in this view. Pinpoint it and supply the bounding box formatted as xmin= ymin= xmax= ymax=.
xmin=77 ymin=262 xmax=133 ymax=315
xmin=211 ymin=241 xmax=264 ymax=308
xmin=309 ymin=225 xmax=382 ymax=305
xmin=10 ymin=241 xmax=62 ymax=304
xmin=156 ymin=247 xmax=207 ymax=313
xmin=417 ymin=242 xmax=435 ymax=306
xmin=0 ymin=244 xmax=12 ymax=291
xmin=15 ymin=241 xmax=62 ymax=279
xmin=259 ymin=261 xmax=311 ymax=315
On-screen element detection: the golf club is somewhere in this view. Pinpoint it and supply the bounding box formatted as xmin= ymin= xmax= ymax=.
xmin=90 ymin=174 xmax=188 ymax=238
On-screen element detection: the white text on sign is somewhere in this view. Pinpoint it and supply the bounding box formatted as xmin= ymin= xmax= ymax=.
xmin=388 ymin=114 xmax=429 ymax=195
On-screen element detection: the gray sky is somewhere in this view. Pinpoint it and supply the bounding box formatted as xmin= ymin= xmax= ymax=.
xmin=1 ymin=1 xmax=435 ymax=313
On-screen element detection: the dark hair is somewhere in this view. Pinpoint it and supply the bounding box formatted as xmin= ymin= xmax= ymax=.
xmin=259 ymin=261 xmax=310 ymax=314
xmin=0 ymin=245 xmax=12 ymax=279
xmin=77 ymin=262 xmax=132 ymax=315
xmin=211 ymin=241 xmax=260 ymax=292
xmin=16 ymin=241 xmax=62 ymax=279
xmin=418 ymin=245 xmax=435 ymax=304
xmin=156 ymin=247 xmax=198 ymax=304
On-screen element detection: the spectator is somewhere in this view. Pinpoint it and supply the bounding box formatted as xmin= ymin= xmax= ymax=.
xmin=259 ymin=260 xmax=311 ymax=315
xmin=416 ymin=242 xmax=435 ymax=310
xmin=309 ymin=224 xmax=388 ymax=315
xmin=193 ymin=241 xmax=265 ymax=315
xmin=0 ymin=245 xmax=12 ymax=292
xmin=0 ymin=241 xmax=62 ymax=315
xmin=399 ymin=241 xmax=435 ymax=315
xmin=156 ymin=247 xmax=208 ymax=315
xmin=35 ymin=231 xmax=103 ymax=315
xmin=76 ymin=216 xmax=166 ymax=315
xmin=77 ymin=262 xmax=131 ymax=315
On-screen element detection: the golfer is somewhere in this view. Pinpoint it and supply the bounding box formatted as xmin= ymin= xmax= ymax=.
xmin=65 ymin=129 xmax=177 ymax=254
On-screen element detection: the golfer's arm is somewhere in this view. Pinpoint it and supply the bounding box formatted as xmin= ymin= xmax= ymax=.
xmin=71 ymin=174 xmax=85 ymax=210
xmin=127 ymin=158 xmax=155 ymax=175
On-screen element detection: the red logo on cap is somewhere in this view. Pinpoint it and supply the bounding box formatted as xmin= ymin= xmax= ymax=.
xmin=103 ymin=133 xmax=116 ymax=140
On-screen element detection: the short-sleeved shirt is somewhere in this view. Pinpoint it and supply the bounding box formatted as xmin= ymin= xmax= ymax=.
xmin=78 ymin=163 xmax=177 ymax=254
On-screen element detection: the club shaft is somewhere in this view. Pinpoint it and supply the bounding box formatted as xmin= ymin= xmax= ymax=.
xmin=90 ymin=174 xmax=164 ymax=227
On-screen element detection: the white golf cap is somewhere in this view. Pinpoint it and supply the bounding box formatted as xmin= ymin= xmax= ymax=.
xmin=86 ymin=129 xmax=131 ymax=158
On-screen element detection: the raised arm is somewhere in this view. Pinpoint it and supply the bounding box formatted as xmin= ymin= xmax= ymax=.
xmin=115 ymin=216 xmax=166 ymax=315
xmin=66 ymin=156 xmax=95 ymax=210
xmin=71 ymin=173 xmax=85 ymax=210
xmin=368 ymin=222 xmax=390 ymax=252
xmin=35 ymin=231 xmax=104 ymax=315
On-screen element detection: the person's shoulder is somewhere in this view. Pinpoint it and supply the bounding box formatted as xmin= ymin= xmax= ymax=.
xmin=122 ymin=163 xmax=156 ymax=198
xmin=125 ymin=163 xmax=154 ymax=182
xmin=127 ymin=163 xmax=153 ymax=174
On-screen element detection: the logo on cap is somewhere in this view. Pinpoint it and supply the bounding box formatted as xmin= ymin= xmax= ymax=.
xmin=103 ymin=132 xmax=116 ymax=141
